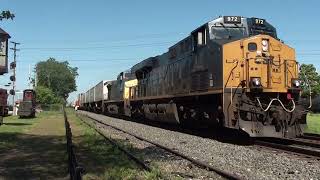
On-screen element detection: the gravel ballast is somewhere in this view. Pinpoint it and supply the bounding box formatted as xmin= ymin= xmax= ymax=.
xmin=78 ymin=111 xmax=320 ymax=180
xmin=86 ymin=116 xmax=226 ymax=179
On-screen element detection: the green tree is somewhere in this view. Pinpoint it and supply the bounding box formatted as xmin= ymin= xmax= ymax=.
xmin=0 ymin=11 xmax=14 ymax=21
xmin=299 ymin=64 xmax=320 ymax=97
xmin=36 ymin=58 xmax=78 ymax=101
xmin=35 ymin=85 xmax=63 ymax=105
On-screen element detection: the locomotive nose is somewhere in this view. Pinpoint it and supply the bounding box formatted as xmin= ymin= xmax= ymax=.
xmin=244 ymin=35 xmax=298 ymax=93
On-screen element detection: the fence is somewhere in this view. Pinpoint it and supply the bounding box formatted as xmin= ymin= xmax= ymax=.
xmin=63 ymin=106 xmax=84 ymax=180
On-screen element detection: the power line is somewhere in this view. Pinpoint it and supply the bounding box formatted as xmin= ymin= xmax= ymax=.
xmin=20 ymin=31 xmax=187 ymax=44
xmin=20 ymin=41 xmax=177 ymax=51
xmin=17 ymin=57 xmax=143 ymax=63
xmin=286 ymin=39 xmax=320 ymax=42
xmin=13 ymin=52 xmax=320 ymax=64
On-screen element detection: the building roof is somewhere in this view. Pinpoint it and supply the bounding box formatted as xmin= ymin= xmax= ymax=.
xmin=0 ymin=27 xmax=11 ymax=38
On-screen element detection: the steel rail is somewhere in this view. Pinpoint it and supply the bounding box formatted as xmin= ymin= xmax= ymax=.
xmin=254 ymin=139 xmax=320 ymax=159
xmin=76 ymin=114 xmax=152 ymax=172
xmin=304 ymin=133 xmax=320 ymax=138
xmin=281 ymin=137 xmax=320 ymax=148
xmin=302 ymin=133 xmax=320 ymax=141
xmin=77 ymin=112 xmax=242 ymax=180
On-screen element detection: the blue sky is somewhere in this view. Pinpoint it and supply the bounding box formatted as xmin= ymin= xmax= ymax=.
xmin=0 ymin=0 xmax=319 ymax=102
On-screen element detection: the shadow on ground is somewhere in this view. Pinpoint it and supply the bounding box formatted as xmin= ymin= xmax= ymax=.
xmin=0 ymin=132 xmax=68 ymax=179
xmin=0 ymin=131 xmax=166 ymax=179
xmin=18 ymin=116 xmax=37 ymax=119
xmin=2 ymin=123 xmax=32 ymax=126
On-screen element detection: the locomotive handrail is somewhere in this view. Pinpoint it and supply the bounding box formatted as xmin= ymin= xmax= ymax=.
xmin=245 ymin=56 xmax=299 ymax=89
xmin=256 ymin=97 xmax=296 ymax=113
xmin=246 ymin=57 xmax=297 ymax=62
xmin=299 ymin=63 xmax=313 ymax=109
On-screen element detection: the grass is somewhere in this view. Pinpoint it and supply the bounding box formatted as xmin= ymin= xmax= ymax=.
xmin=0 ymin=114 xmax=40 ymax=133
xmin=66 ymin=109 xmax=162 ymax=180
xmin=0 ymin=110 xmax=68 ymax=179
xmin=305 ymin=113 xmax=320 ymax=134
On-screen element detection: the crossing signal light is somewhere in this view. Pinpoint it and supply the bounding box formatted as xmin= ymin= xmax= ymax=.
xmin=10 ymin=62 xmax=16 ymax=69
xmin=9 ymin=89 xmax=15 ymax=95
xmin=10 ymin=75 xmax=15 ymax=81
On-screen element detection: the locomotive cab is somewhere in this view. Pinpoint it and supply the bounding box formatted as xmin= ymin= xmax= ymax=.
xmin=17 ymin=89 xmax=36 ymax=118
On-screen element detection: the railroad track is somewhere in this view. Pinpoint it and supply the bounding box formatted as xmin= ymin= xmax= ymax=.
xmin=76 ymin=113 xmax=152 ymax=172
xmin=254 ymin=136 xmax=320 ymax=160
xmin=76 ymin=112 xmax=242 ymax=180
xmin=301 ymin=133 xmax=320 ymax=141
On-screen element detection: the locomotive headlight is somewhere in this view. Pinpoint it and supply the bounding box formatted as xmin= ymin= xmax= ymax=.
xmin=253 ymin=78 xmax=261 ymax=86
xmin=291 ymin=79 xmax=301 ymax=88
xmin=250 ymin=77 xmax=262 ymax=88
xmin=262 ymin=40 xmax=268 ymax=46
xmin=262 ymin=40 xmax=269 ymax=52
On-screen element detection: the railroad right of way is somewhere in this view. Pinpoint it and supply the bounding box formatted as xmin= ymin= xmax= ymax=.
xmin=77 ymin=112 xmax=233 ymax=180
xmin=77 ymin=110 xmax=320 ymax=180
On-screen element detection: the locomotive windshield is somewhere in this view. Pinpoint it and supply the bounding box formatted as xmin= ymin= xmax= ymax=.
xmin=247 ymin=18 xmax=277 ymax=39
xmin=211 ymin=26 xmax=246 ymax=40
xmin=208 ymin=17 xmax=278 ymax=41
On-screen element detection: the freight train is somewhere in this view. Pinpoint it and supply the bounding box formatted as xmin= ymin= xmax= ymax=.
xmin=77 ymin=16 xmax=310 ymax=138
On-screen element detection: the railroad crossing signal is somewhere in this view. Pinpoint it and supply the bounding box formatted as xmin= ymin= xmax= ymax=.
xmin=10 ymin=62 xmax=16 ymax=69
xmin=9 ymin=89 xmax=15 ymax=95
xmin=10 ymin=75 xmax=15 ymax=81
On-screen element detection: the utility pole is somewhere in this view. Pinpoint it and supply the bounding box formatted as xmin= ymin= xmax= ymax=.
xmin=10 ymin=41 xmax=20 ymax=115
xmin=28 ymin=64 xmax=31 ymax=89
xmin=34 ymin=69 xmax=37 ymax=88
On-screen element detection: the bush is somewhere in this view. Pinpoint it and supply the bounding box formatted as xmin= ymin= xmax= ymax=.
xmin=36 ymin=86 xmax=63 ymax=105
xmin=39 ymin=104 xmax=62 ymax=112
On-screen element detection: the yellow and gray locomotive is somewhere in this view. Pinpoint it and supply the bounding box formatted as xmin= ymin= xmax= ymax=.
xmin=79 ymin=16 xmax=307 ymax=138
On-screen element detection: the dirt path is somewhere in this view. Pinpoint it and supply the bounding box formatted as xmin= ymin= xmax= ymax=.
xmin=0 ymin=112 xmax=68 ymax=179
